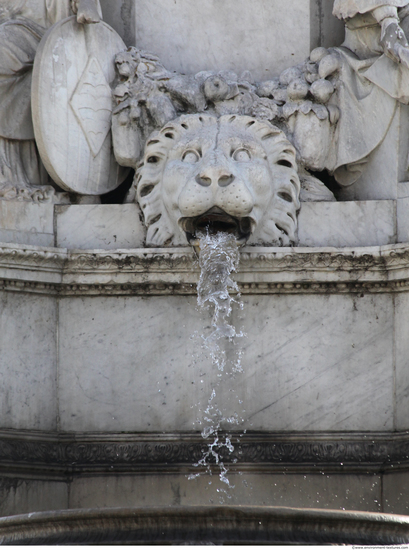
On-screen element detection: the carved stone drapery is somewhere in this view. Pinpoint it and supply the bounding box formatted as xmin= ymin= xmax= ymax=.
xmin=0 ymin=0 xmax=105 ymax=201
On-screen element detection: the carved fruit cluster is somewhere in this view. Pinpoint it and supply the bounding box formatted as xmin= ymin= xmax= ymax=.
xmin=113 ymin=46 xmax=342 ymax=170
xmin=257 ymin=47 xmax=341 ymax=125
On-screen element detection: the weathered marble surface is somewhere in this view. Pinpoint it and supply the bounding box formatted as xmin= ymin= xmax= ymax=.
xmin=0 ymin=202 xmax=53 ymax=234
xmin=298 ymin=200 xmax=396 ymax=247
xmin=0 ymin=292 xmax=57 ymax=430
xmin=0 ymin=229 xmax=53 ymax=248
xmin=0 ymin=471 xmax=387 ymax=516
xmin=63 ymin=472 xmax=398 ymax=514
xmin=58 ymin=293 xmax=393 ymax=432
xmin=56 ymin=204 xmax=145 ymax=250
xmin=0 ymin=201 xmax=399 ymax=250
xmin=102 ymin=0 xmax=344 ymax=63
xmin=398 ymin=104 xmax=409 ymax=184
xmin=99 ymin=0 xmax=135 ymax=46
xmin=0 ymin=480 xmax=68 ymax=518
xmin=311 ymin=0 xmax=345 ymax=49
xmin=68 ymin=473 xmax=382 ymax=511
xmin=0 ymin=202 xmax=54 ymax=247
xmin=394 ymin=292 xmax=409 ymax=430
xmin=383 ymin=472 xmax=409 ymax=515
xmin=398 ymin=181 xmax=409 ymax=199
xmin=240 ymin=294 xmax=393 ymax=431
xmin=397 ymin=198 xmax=409 ymax=243
xmin=132 ymin=0 xmax=311 ymax=81
xmin=337 ymin=107 xmax=402 ymax=201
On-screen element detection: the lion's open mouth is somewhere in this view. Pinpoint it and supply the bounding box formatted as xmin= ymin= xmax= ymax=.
xmin=179 ymin=207 xmax=252 ymax=245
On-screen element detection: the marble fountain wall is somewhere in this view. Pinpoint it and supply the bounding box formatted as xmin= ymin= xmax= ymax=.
xmin=1 ymin=0 xmax=409 ymax=519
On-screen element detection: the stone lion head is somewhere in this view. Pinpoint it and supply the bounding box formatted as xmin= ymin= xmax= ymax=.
xmin=135 ymin=114 xmax=301 ymax=246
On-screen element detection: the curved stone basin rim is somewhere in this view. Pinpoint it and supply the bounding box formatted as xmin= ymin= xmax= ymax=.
xmin=1 ymin=506 xmax=409 ymax=544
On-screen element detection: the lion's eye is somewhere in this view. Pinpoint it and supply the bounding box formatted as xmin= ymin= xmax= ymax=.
xmin=182 ymin=150 xmax=200 ymax=164
xmin=233 ymin=148 xmax=251 ymax=162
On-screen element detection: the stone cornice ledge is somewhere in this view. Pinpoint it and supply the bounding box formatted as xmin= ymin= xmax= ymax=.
xmin=0 ymin=430 xmax=408 ymax=476
xmin=1 ymin=242 xmax=409 ymax=294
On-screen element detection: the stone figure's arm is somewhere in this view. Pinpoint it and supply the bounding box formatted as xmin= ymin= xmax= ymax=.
xmin=374 ymin=5 xmax=409 ymax=67
xmin=333 ymin=0 xmax=409 ymax=19
xmin=71 ymin=0 xmax=101 ymax=24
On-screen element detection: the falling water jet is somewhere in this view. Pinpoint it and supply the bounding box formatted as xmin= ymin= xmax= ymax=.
xmin=188 ymin=231 xmax=246 ymax=492
xmin=197 ymin=231 xmax=241 ymax=341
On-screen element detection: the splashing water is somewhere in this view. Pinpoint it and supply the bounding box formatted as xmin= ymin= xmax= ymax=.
xmin=197 ymin=232 xmax=240 ymax=340
xmin=188 ymin=232 xmax=246 ymax=494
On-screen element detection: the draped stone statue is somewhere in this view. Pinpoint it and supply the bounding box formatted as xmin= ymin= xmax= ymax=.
xmin=328 ymin=0 xmax=409 ymax=186
xmin=0 ymin=0 xmax=102 ymax=201
xmin=271 ymin=0 xmax=409 ymax=190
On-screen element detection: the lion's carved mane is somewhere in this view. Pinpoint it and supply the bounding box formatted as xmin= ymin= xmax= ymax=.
xmin=134 ymin=114 xmax=301 ymax=247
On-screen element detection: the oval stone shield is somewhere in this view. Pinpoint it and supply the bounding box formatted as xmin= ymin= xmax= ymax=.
xmin=32 ymin=17 xmax=127 ymax=195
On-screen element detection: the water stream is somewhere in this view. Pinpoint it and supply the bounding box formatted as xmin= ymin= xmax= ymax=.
xmin=188 ymin=232 xmax=247 ymax=496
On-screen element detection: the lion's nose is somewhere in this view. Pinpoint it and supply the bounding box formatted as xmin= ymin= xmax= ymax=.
xmin=218 ymin=174 xmax=235 ymax=187
xmin=195 ymin=169 xmax=235 ymax=187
